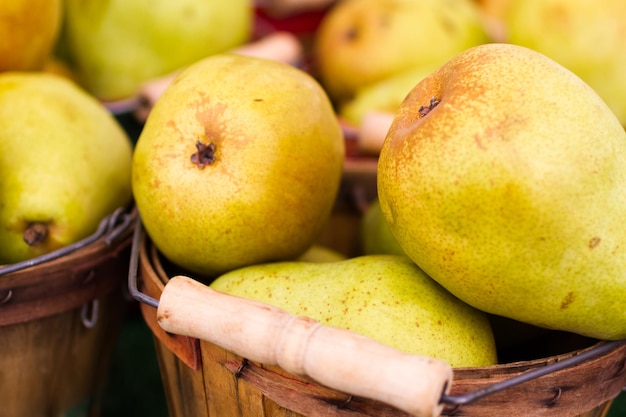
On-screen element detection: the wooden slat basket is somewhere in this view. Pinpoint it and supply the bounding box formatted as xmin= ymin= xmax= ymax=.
xmin=0 ymin=206 xmax=136 ymax=417
xmin=129 ymin=196 xmax=626 ymax=417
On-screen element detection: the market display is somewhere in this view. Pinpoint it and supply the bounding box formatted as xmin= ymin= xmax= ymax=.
xmin=1 ymin=0 xmax=625 ymax=416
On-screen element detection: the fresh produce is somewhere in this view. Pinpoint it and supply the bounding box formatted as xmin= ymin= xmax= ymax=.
xmin=501 ymin=0 xmax=626 ymax=126
xmin=313 ymin=0 xmax=490 ymax=103
xmin=377 ymin=43 xmax=626 ymax=340
xmin=0 ymin=0 xmax=62 ymax=71
xmin=132 ymin=31 xmax=305 ymax=123
xmin=360 ymin=199 xmax=407 ymax=257
xmin=210 ymin=254 xmax=498 ymax=367
xmin=339 ymin=64 xmax=437 ymax=126
xmin=0 ymin=72 xmax=133 ymax=264
xmin=132 ymin=54 xmax=345 ymax=278
xmin=59 ymin=0 xmax=252 ymax=101
xmin=296 ymin=244 xmax=347 ymax=262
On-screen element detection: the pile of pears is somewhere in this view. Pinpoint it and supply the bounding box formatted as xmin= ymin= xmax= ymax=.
xmin=135 ymin=42 xmax=626 ymax=373
xmin=0 ymin=2 xmax=138 ymax=265
xmin=129 ymin=49 xmax=502 ymax=368
xmin=130 ymin=10 xmax=626 ymax=369
xmin=3 ymin=0 xmax=626 ymax=374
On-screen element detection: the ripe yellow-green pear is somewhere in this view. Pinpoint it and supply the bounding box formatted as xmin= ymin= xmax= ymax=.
xmin=378 ymin=43 xmax=626 ymax=340
xmin=339 ymin=64 xmax=436 ymax=126
xmin=502 ymin=0 xmax=626 ymax=126
xmin=0 ymin=73 xmax=133 ymax=264
xmin=0 ymin=0 xmax=62 ymax=71
xmin=210 ymin=255 xmax=498 ymax=367
xmin=360 ymin=199 xmax=407 ymax=257
xmin=313 ymin=0 xmax=490 ymax=103
xmin=296 ymin=244 xmax=347 ymax=263
xmin=59 ymin=0 xmax=252 ymax=101
xmin=132 ymin=54 xmax=345 ymax=278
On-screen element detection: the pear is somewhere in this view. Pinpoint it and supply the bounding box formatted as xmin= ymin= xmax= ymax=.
xmin=59 ymin=0 xmax=252 ymax=101
xmin=0 ymin=0 xmax=62 ymax=71
xmin=313 ymin=0 xmax=490 ymax=103
xmin=377 ymin=43 xmax=626 ymax=340
xmin=296 ymin=244 xmax=347 ymax=263
xmin=210 ymin=254 xmax=498 ymax=367
xmin=339 ymin=64 xmax=437 ymax=126
xmin=132 ymin=54 xmax=345 ymax=278
xmin=0 ymin=73 xmax=133 ymax=264
xmin=501 ymin=0 xmax=626 ymax=126
xmin=360 ymin=199 xmax=407 ymax=257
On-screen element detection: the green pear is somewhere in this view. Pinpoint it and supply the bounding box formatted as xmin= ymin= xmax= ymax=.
xmin=0 ymin=0 xmax=62 ymax=71
xmin=296 ymin=244 xmax=347 ymax=263
xmin=313 ymin=0 xmax=490 ymax=103
xmin=339 ymin=64 xmax=437 ymax=126
xmin=502 ymin=0 xmax=626 ymax=126
xmin=360 ymin=199 xmax=407 ymax=257
xmin=59 ymin=0 xmax=252 ymax=101
xmin=210 ymin=254 xmax=498 ymax=367
xmin=0 ymin=72 xmax=133 ymax=264
xmin=377 ymin=43 xmax=626 ymax=340
xmin=132 ymin=54 xmax=345 ymax=278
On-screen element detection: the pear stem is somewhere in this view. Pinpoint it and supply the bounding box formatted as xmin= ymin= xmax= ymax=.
xmin=23 ymin=222 xmax=48 ymax=246
xmin=191 ymin=141 xmax=217 ymax=169
xmin=418 ymin=97 xmax=440 ymax=118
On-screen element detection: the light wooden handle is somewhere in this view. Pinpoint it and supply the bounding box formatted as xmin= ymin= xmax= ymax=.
xmin=157 ymin=275 xmax=452 ymax=417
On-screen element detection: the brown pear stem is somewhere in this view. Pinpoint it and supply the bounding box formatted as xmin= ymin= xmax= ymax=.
xmin=190 ymin=141 xmax=217 ymax=169
xmin=23 ymin=222 xmax=49 ymax=246
xmin=419 ymin=97 xmax=441 ymax=117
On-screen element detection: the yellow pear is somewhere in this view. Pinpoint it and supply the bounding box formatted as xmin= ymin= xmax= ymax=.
xmin=0 ymin=73 xmax=133 ymax=264
xmin=59 ymin=0 xmax=252 ymax=101
xmin=378 ymin=43 xmax=626 ymax=340
xmin=210 ymin=255 xmax=498 ymax=367
xmin=132 ymin=54 xmax=345 ymax=278
xmin=502 ymin=0 xmax=626 ymax=126
xmin=296 ymin=244 xmax=347 ymax=263
xmin=0 ymin=0 xmax=62 ymax=71
xmin=313 ymin=0 xmax=490 ymax=103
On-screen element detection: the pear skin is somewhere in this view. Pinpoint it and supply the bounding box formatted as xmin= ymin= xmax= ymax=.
xmin=60 ymin=0 xmax=252 ymax=100
xmin=314 ymin=0 xmax=491 ymax=102
xmin=360 ymin=199 xmax=408 ymax=257
xmin=0 ymin=0 xmax=62 ymax=71
xmin=296 ymin=244 xmax=347 ymax=263
xmin=210 ymin=255 xmax=498 ymax=367
xmin=503 ymin=0 xmax=626 ymax=126
xmin=132 ymin=54 xmax=345 ymax=278
xmin=0 ymin=73 xmax=133 ymax=264
xmin=378 ymin=43 xmax=626 ymax=340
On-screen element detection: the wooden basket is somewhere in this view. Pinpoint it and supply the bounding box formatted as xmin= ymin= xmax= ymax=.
xmin=131 ymin=214 xmax=626 ymax=417
xmin=0 ymin=207 xmax=136 ymax=417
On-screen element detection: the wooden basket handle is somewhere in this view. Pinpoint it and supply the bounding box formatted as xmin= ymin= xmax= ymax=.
xmin=157 ymin=275 xmax=453 ymax=417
